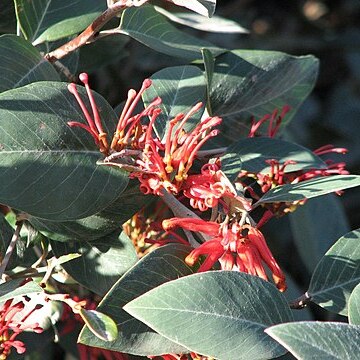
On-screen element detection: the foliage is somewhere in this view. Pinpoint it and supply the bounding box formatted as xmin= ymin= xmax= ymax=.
xmin=0 ymin=0 xmax=359 ymax=359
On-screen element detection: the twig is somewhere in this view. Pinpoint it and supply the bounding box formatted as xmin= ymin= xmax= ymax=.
xmin=160 ymin=190 xmax=211 ymax=247
xmin=0 ymin=221 xmax=23 ymax=278
xmin=289 ymin=292 xmax=312 ymax=309
xmin=44 ymin=0 xmax=150 ymax=63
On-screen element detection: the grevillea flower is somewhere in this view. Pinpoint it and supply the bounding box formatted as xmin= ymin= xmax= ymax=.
xmin=163 ymin=217 xmax=286 ymax=292
xmin=0 ymin=297 xmax=43 ymax=358
xmin=68 ymin=73 xmax=160 ymax=156
xmin=248 ymin=105 xmax=291 ymax=138
xmin=182 ymin=162 xmax=252 ymax=213
xmin=68 ymin=73 xmax=222 ymax=196
xmin=239 ymin=144 xmax=349 ymax=215
xmin=130 ymin=103 xmax=222 ymax=195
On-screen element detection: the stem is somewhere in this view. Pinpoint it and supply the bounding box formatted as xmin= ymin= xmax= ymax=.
xmin=289 ymin=292 xmax=312 ymax=309
xmin=44 ymin=1 xmax=149 ymax=63
xmin=160 ymin=190 xmax=211 ymax=246
xmin=0 ymin=222 xmax=23 ymax=278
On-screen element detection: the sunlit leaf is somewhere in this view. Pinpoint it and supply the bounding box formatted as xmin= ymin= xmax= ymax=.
xmin=308 ymin=228 xmax=360 ymax=315
xmin=118 ymin=5 xmax=223 ymax=60
xmin=124 ymin=271 xmax=293 ymax=360
xmin=14 ymin=0 xmax=105 ymax=44
xmin=79 ymin=244 xmax=194 ymax=355
xmin=266 ymin=322 xmax=360 ymax=360
xmin=349 ymin=283 xmax=360 ymax=325
xmin=0 ymin=279 xmax=43 ymax=302
xmin=155 ymin=8 xmax=247 ymax=33
xmin=166 ymin=0 xmax=216 ymax=17
xmin=257 ymin=175 xmax=360 ymax=205
xmin=79 ymin=308 xmax=118 ymax=342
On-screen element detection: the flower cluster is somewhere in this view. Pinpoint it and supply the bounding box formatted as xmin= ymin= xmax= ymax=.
xmin=68 ymin=74 xmax=349 ymax=296
xmin=0 ymin=297 xmax=43 ymax=359
xmin=68 ymin=73 xmax=221 ymax=196
xmin=163 ymin=217 xmax=286 ymax=292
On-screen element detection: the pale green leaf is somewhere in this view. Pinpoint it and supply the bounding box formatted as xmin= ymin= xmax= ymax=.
xmin=266 ymin=322 xmax=360 ymax=360
xmin=349 ymin=283 xmax=360 ymax=325
xmin=257 ymin=175 xmax=360 ymax=205
xmin=78 ymin=244 xmax=194 ymax=356
xmin=79 ymin=308 xmax=118 ymax=342
xmin=14 ymin=0 xmax=105 ymax=44
xmin=124 ymin=271 xmax=293 ymax=360
xmin=308 ymin=228 xmax=360 ymax=315
xmin=118 ymin=5 xmax=223 ymax=60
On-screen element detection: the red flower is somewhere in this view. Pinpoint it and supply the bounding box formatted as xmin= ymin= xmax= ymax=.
xmin=182 ymin=162 xmax=252 ymax=212
xmin=248 ymin=105 xmax=291 ymax=138
xmin=68 ymin=73 xmax=160 ymax=156
xmin=0 ymin=297 xmax=43 ymax=358
xmin=131 ymin=103 xmax=222 ymax=195
xmin=163 ymin=218 xmax=286 ymax=292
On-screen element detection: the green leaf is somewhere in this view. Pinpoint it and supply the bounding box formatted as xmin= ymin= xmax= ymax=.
xmin=0 ymin=81 xmax=128 ymax=220
xmin=0 ymin=279 xmax=43 ymax=302
xmin=349 ymin=283 xmax=360 ymax=325
xmin=207 ymin=50 xmax=318 ymax=137
xmin=266 ymin=322 xmax=360 ymax=360
xmin=118 ymin=5 xmax=223 ymax=60
xmin=224 ymin=137 xmax=326 ymax=175
xmin=142 ymin=65 xmax=206 ymax=138
xmin=124 ymin=271 xmax=293 ymax=360
xmin=155 ymin=8 xmax=247 ymax=33
xmin=167 ymin=0 xmax=216 ymax=17
xmin=290 ymin=195 xmax=350 ymax=272
xmin=78 ymin=244 xmax=194 ymax=356
xmin=0 ymin=34 xmax=59 ymax=93
xmin=220 ymin=152 xmax=242 ymax=183
xmin=29 ymin=181 xmax=150 ymax=242
xmin=79 ymin=308 xmax=118 ymax=342
xmin=50 ymin=231 xmax=138 ymax=296
xmin=257 ymin=175 xmax=360 ymax=205
xmin=14 ymin=0 xmax=106 ymax=44
xmin=308 ymin=228 xmax=360 ymax=315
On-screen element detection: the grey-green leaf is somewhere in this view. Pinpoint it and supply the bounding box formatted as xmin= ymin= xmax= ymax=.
xmin=124 ymin=271 xmax=293 ymax=360
xmin=79 ymin=308 xmax=118 ymax=342
xmin=118 ymin=5 xmax=223 ymax=60
xmin=142 ymin=65 xmax=206 ymax=139
xmin=0 ymin=81 xmax=128 ymax=220
xmin=50 ymin=231 xmax=138 ymax=296
xmin=290 ymin=195 xmax=350 ymax=272
xmin=0 ymin=34 xmax=59 ymax=93
xmin=224 ymin=137 xmax=326 ymax=175
xmin=266 ymin=322 xmax=360 ymax=360
xmin=167 ymin=0 xmax=216 ymax=17
xmin=257 ymin=175 xmax=360 ymax=205
xmin=308 ymin=228 xmax=360 ymax=315
xmin=349 ymin=283 xmax=360 ymax=325
xmin=78 ymin=244 xmax=194 ymax=356
xmin=155 ymin=8 xmax=247 ymax=33
xmin=207 ymin=50 xmax=318 ymax=123
xmin=0 ymin=279 xmax=43 ymax=302
xmin=14 ymin=0 xmax=106 ymax=44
